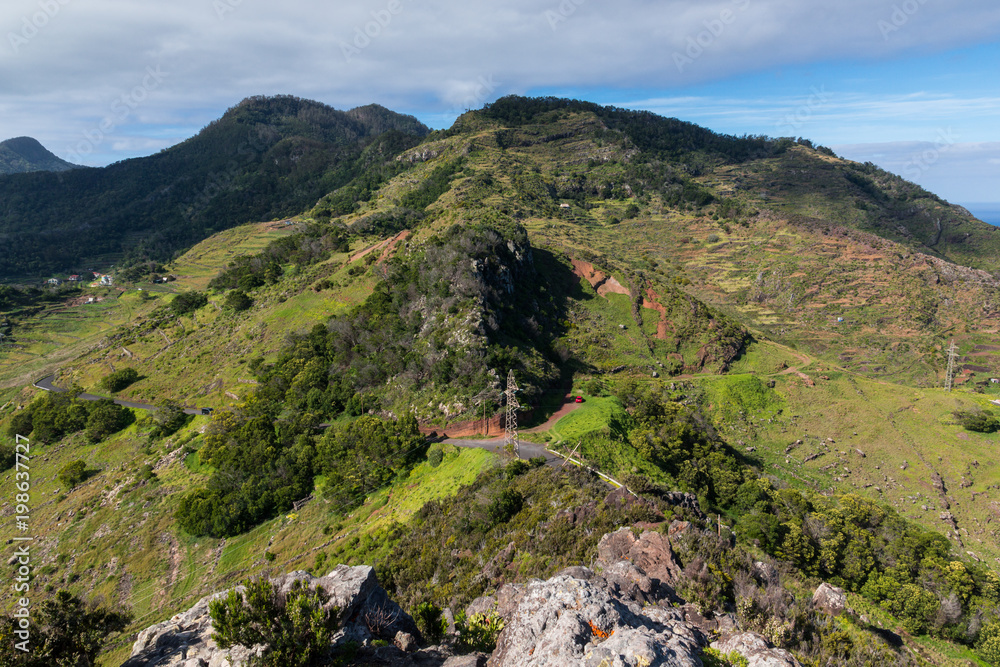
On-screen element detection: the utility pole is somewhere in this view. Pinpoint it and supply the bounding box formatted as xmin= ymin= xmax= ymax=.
xmin=945 ymin=340 xmax=958 ymax=392
xmin=503 ymin=369 xmax=519 ymax=459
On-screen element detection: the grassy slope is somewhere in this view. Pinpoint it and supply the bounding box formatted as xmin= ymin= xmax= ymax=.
xmin=3 ymin=107 xmax=1000 ymax=665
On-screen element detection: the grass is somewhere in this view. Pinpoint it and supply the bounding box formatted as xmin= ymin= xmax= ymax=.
xmin=546 ymin=395 xmax=619 ymax=444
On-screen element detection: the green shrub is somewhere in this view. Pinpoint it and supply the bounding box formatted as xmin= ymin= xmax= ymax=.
xmin=954 ymin=410 xmax=1000 ymax=433
xmin=413 ymin=601 xmax=446 ymax=644
xmin=428 ymin=447 xmax=444 ymax=468
xmin=84 ymin=399 xmax=134 ymax=442
xmin=58 ymin=460 xmax=87 ymax=488
xmin=224 ymin=290 xmax=254 ymax=312
xmin=456 ymin=612 xmax=504 ymax=653
xmin=978 ymin=622 xmax=1000 ymax=665
xmin=210 ymin=578 xmax=338 ymax=667
xmin=170 ymin=290 xmax=208 ymax=315
xmin=100 ymin=368 xmax=140 ymax=393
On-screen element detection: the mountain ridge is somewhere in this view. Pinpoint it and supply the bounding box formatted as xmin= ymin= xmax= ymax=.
xmin=0 ymin=135 xmax=80 ymax=175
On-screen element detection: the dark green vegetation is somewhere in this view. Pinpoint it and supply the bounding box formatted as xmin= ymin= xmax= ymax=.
xmin=0 ymin=136 xmax=80 ymax=175
xmin=209 ymin=578 xmax=337 ymax=667
xmin=99 ymin=367 xmax=140 ymax=393
xmin=0 ymin=96 xmax=427 ymax=280
xmin=5 ymin=389 xmax=133 ymax=447
xmin=0 ymin=590 xmax=129 ymax=666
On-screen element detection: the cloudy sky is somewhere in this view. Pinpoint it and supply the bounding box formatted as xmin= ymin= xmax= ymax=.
xmin=2 ymin=0 xmax=999 ymax=211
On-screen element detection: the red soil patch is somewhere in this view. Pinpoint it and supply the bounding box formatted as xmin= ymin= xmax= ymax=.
xmin=349 ymin=229 xmax=410 ymax=264
xmin=642 ymin=287 xmax=669 ymax=340
xmin=571 ymin=258 xmax=630 ymax=297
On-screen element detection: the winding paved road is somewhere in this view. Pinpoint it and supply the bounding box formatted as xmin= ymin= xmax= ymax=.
xmin=444 ymin=437 xmax=564 ymax=467
xmin=33 ymin=375 xmax=208 ymax=415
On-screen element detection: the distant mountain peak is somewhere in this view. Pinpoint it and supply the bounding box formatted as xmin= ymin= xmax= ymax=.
xmin=0 ymin=136 xmax=81 ymax=175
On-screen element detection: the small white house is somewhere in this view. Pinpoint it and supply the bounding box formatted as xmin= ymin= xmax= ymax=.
xmin=46 ymin=278 xmax=60 ymax=285
xmin=100 ymin=275 xmax=114 ymax=286
xmin=991 ymin=378 xmax=1000 ymax=384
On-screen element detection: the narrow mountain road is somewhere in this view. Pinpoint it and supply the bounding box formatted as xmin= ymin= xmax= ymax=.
xmin=444 ymin=437 xmax=564 ymax=467
xmin=33 ymin=375 xmax=208 ymax=415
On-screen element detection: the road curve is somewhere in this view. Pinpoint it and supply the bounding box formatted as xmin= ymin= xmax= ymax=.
xmin=33 ymin=375 xmax=207 ymax=415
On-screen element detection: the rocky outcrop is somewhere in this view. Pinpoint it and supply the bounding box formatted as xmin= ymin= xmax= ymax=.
xmin=811 ymin=582 xmax=847 ymax=615
xmin=711 ymin=632 xmax=802 ymax=667
xmin=123 ymin=566 xmax=418 ymax=667
xmin=488 ymin=570 xmax=704 ymax=667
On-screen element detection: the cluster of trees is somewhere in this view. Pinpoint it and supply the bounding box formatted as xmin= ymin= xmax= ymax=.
xmin=0 ymin=590 xmax=130 ymax=666
xmin=476 ymin=96 xmax=787 ymax=165
xmin=5 ymin=392 xmax=133 ymax=449
xmin=174 ymin=411 xmax=422 ymax=537
xmin=209 ymin=224 xmax=350 ymax=293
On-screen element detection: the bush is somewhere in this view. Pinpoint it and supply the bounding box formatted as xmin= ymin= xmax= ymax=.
xmin=170 ymin=290 xmax=208 ymax=315
xmin=428 ymin=447 xmax=444 ymax=468
xmin=210 ymin=577 xmax=338 ymax=667
xmin=224 ymin=290 xmax=253 ymax=312
xmin=954 ymin=410 xmax=1000 ymax=433
xmin=0 ymin=589 xmax=130 ymax=666
xmin=456 ymin=612 xmax=504 ymax=653
xmin=413 ymin=601 xmax=445 ymax=644
xmin=84 ymin=399 xmax=134 ymax=442
xmin=100 ymin=368 xmax=140 ymax=393
xmin=978 ymin=622 xmax=1000 ymax=665
xmin=58 ymin=460 xmax=87 ymax=488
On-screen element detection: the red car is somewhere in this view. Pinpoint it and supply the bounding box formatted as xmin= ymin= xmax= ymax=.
xmin=574 ymin=396 xmax=585 ymax=403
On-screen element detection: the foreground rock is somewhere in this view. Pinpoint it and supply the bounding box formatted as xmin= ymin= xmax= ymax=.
xmin=123 ymin=565 xmax=419 ymax=666
xmin=711 ymin=632 xmax=803 ymax=667
xmin=123 ymin=528 xmax=746 ymax=667
xmin=488 ymin=570 xmax=705 ymax=667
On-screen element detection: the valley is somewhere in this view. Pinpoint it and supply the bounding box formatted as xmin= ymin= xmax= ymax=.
xmin=3 ymin=96 xmax=1000 ymax=666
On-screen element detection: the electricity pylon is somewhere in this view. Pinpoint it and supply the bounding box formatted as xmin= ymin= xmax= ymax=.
xmin=503 ymin=369 xmax=519 ymax=459
xmin=945 ymin=340 xmax=958 ymax=392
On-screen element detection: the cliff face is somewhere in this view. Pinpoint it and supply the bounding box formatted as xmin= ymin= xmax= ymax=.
xmin=123 ymin=528 xmax=804 ymax=667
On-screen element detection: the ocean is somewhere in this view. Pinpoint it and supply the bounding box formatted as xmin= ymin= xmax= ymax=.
xmin=963 ymin=203 xmax=1000 ymax=227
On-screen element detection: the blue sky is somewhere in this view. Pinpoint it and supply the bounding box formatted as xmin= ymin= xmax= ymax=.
xmin=2 ymin=0 xmax=998 ymax=208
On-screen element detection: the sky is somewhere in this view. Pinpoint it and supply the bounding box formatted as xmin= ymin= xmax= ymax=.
xmin=2 ymin=0 xmax=999 ymax=210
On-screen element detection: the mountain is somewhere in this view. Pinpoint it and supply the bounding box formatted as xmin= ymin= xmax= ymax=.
xmin=0 ymin=136 xmax=80 ymax=174
xmin=0 ymin=96 xmax=428 ymax=280
xmin=4 ymin=96 xmax=1000 ymax=667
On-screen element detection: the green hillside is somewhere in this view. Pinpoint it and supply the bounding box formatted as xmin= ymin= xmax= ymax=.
xmin=0 ymin=136 xmax=80 ymax=175
xmin=0 ymin=96 xmax=428 ymax=280
xmin=3 ymin=96 xmax=1000 ymax=666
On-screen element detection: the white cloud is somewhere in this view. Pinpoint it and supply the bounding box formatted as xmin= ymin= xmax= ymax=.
xmin=2 ymin=0 xmax=1000 ymax=168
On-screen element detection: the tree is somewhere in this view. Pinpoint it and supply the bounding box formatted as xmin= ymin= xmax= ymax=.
xmin=224 ymin=289 xmax=253 ymax=312
xmin=0 ymin=589 xmax=130 ymax=666
xmin=58 ymin=460 xmax=87 ymax=488
xmin=100 ymin=368 xmax=140 ymax=393
xmin=84 ymin=399 xmax=134 ymax=442
xmin=170 ymin=290 xmax=208 ymax=315
xmin=209 ymin=577 xmax=338 ymax=667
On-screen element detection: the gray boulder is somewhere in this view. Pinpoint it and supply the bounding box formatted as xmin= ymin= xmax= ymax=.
xmin=811 ymin=582 xmax=847 ymax=615
xmin=488 ymin=571 xmax=704 ymax=667
xmin=711 ymin=632 xmax=802 ymax=667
